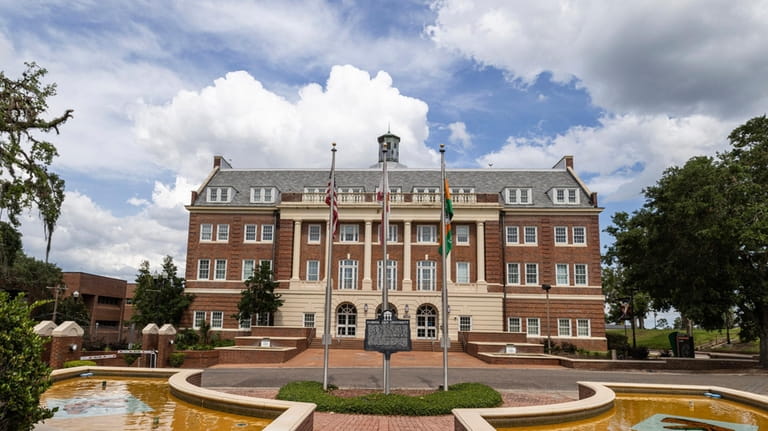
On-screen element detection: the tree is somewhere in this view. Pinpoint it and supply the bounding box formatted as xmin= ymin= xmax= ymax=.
xmin=602 ymin=265 xmax=651 ymax=328
xmin=0 ymin=252 xmax=63 ymax=303
xmin=0 ymin=62 xmax=72 ymax=262
xmin=130 ymin=256 xmax=193 ymax=328
xmin=604 ymin=115 xmax=768 ymax=367
xmin=0 ymin=291 xmax=56 ymax=430
xmin=234 ymin=262 xmax=284 ymax=327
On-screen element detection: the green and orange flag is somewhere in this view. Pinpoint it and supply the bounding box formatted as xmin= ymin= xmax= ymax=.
xmin=438 ymin=177 xmax=454 ymax=256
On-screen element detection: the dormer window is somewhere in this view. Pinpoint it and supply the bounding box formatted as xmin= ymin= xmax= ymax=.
xmin=207 ymin=187 xmax=233 ymax=203
xmin=552 ymin=188 xmax=580 ymax=204
xmin=251 ymin=187 xmax=277 ymax=203
xmin=505 ymin=188 xmax=532 ymax=205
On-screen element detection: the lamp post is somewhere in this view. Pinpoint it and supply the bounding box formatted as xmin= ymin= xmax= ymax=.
xmin=541 ymin=284 xmax=552 ymax=354
xmin=47 ymin=284 xmax=67 ymax=322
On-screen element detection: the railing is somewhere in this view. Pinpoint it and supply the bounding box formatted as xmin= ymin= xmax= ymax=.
xmin=300 ymin=192 xmax=477 ymax=204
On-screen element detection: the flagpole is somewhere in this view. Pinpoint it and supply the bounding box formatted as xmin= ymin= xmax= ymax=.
xmin=440 ymin=144 xmax=449 ymax=391
xmin=322 ymin=143 xmax=337 ymax=391
xmin=382 ymin=142 xmax=391 ymax=394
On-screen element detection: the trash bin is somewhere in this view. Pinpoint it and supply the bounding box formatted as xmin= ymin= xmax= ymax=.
xmin=676 ymin=334 xmax=694 ymax=358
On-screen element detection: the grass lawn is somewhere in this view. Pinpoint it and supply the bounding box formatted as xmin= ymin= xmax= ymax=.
xmin=606 ymin=327 xmax=757 ymax=353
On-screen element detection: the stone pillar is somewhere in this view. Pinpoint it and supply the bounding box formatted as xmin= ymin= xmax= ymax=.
xmin=33 ymin=320 xmax=57 ymax=367
xmin=50 ymin=321 xmax=85 ymax=369
xmin=291 ymin=220 xmax=302 ymax=281
xmin=402 ymin=221 xmax=412 ymax=291
xmin=363 ymin=220 xmax=373 ymax=290
xmin=157 ymin=324 xmax=177 ymax=367
xmin=476 ymin=221 xmax=486 ymax=283
xmin=141 ymin=323 xmax=159 ymax=367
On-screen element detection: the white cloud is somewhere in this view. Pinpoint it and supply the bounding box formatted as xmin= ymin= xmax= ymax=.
xmin=477 ymin=114 xmax=734 ymax=201
xmin=447 ymin=121 xmax=473 ymax=153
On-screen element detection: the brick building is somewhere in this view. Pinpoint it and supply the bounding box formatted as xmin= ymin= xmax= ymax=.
xmin=181 ymin=133 xmax=607 ymax=351
xmin=61 ymin=272 xmax=130 ymax=344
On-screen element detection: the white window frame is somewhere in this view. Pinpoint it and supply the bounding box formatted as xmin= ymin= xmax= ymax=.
xmin=553 ymin=188 xmax=580 ymax=204
xmin=508 ymin=317 xmax=522 ymax=333
xmin=210 ymin=311 xmax=224 ymax=329
xmin=239 ymin=316 xmax=252 ymax=330
xmin=455 ymin=225 xmax=470 ymax=245
xmin=340 ymin=224 xmax=359 ymax=242
xmin=250 ymin=187 xmax=276 ymax=203
xmin=303 ymin=312 xmax=316 ymax=328
xmin=336 ymin=303 xmax=357 ymax=337
xmin=456 ymin=261 xmax=470 ymax=284
xmin=523 ymin=226 xmax=537 ymax=244
xmin=207 ymin=187 xmax=232 ymax=203
xmin=261 ymin=224 xmax=274 ymax=242
xmin=506 ymin=263 xmax=520 ymax=285
xmin=193 ymin=311 xmax=206 ymax=329
xmin=526 ymin=318 xmax=540 ymax=336
xmin=556 ymin=263 xmax=569 ymax=285
xmin=242 ymin=259 xmax=256 ymax=280
xmin=244 ymin=224 xmax=257 ymax=242
xmin=416 ymin=260 xmax=436 ymax=291
xmin=416 ymin=305 xmax=437 ymax=339
xmin=574 ymin=264 xmax=588 ymax=286
xmin=505 ymin=226 xmax=519 ymax=244
xmin=197 ymin=259 xmax=210 ymax=280
xmin=308 ymin=224 xmax=322 ymax=243
xmin=573 ymin=226 xmax=586 ymax=245
xmin=217 ymin=224 xmax=229 ymax=242
xmin=214 ymin=259 xmax=227 ymax=280
xmin=387 ymin=224 xmax=398 ymax=243
xmin=577 ymin=319 xmax=591 ymax=337
xmin=259 ymin=259 xmax=273 ymax=273
xmin=200 ymin=224 xmax=213 ymax=241
xmin=306 ymin=260 xmax=320 ymax=281
xmin=416 ymin=225 xmax=437 ymax=243
xmin=376 ymin=259 xmax=397 ymax=291
xmin=338 ymin=259 xmax=358 ymax=290
xmin=505 ymin=188 xmax=533 ymax=204
xmin=459 ymin=316 xmax=472 ymax=332
xmin=558 ymin=318 xmax=572 ymax=337
xmin=524 ymin=263 xmax=538 ymax=285
xmin=554 ymin=226 xmax=567 ymax=245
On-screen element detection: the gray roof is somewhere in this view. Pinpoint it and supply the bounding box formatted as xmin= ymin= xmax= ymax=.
xmin=194 ymin=166 xmax=596 ymax=209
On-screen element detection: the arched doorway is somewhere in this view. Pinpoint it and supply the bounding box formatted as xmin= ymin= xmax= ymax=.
xmin=416 ymin=304 xmax=437 ymax=339
xmin=374 ymin=303 xmax=398 ymax=320
xmin=336 ymin=303 xmax=357 ymax=337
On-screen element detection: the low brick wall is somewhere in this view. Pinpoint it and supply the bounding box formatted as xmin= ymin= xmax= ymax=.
xmin=217 ymin=347 xmax=299 ymax=364
xmin=179 ymin=350 xmax=220 ymax=368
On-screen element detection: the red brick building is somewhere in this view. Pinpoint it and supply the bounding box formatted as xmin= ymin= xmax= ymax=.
xmin=181 ymin=133 xmax=607 ymax=351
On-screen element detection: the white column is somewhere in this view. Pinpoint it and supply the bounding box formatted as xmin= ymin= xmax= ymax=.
xmin=363 ymin=220 xmax=373 ymax=290
xmin=476 ymin=221 xmax=486 ymax=283
xmin=291 ymin=220 xmax=302 ymax=281
xmin=402 ymin=221 xmax=412 ymax=291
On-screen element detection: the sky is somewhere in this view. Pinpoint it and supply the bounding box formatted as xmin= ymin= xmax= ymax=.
xmin=2 ymin=0 xmax=767 ymax=287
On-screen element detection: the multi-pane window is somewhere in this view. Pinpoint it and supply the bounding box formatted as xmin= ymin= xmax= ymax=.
xmin=524 ymin=226 xmax=537 ymax=244
xmin=303 ymin=313 xmax=316 ymax=328
xmin=308 ymin=224 xmax=321 ymax=243
xmin=556 ymin=264 xmax=569 ymax=285
xmin=387 ymin=224 xmax=398 ymax=242
xmin=339 ymin=259 xmax=358 ymax=290
xmin=508 ymin=317 xmax=522 ymax=333
xmin=553 ymin=188 xmax=579 ymax=204
xmin=255 ymin=312 xmax=271 ymax=326
xmin=568 ymin=189 xmax=578 ymax=203
xmin=554 ymin=226 xmax=567 ymax=244
xmin=377 ymin=260 xmax=397 ymax=291
xmin=574 ymin=264 xmax=588 ymax=285
xmin=416 ymin=305 xmax=437 ymax=339
xmin=200 ymin=224 xmax=213 ymax=241
xmin=416 ymin=260 xmax=436 ymax=291
xmin=193 ymin=311 xmax=206 ymax=329
xmin=459 ymin=316 xmax=472 ymax=332
xmin=558 ymin=318 xmax=572 ymax=336
xmin=217 ymin=224 xmax=229 ymax=241
xmin=577 ymin=319 xmax=591 ymax=337
xmin=244 ymin=224 xmax=257 ymax=241
xmin=214 ymin=259 xmax=227 ymax=280
xmin=505 ymin=188 xmax=532 ymax=204
xmin=259 ymin=259 xmax=273 ymax=271
xmin=455 ymin=225 xmax=469 ymax=245
xmin=242 ymin=259 xmax=256 ymax=280
xmin=506 ymin=226 xmax=519 ymax=244
xmin=261 ymin=225 xmax=274 ymax=242
xmin=197 ymin=259 xmax=210 ymax=280
xmin=340 ymin=224 xmax=359 ymax=242
xmin=525 ymin=263 xmax=538 ymax=285
xmin=573 ymin=227 xmax=586 ymax=244
xmin=456 ymin=262 xmax=470 ymax=284
xmin=239 ymin=316 xmax=252 ymax=330
xmin=210 ymin=311 xmax=224 ymax=329
xmin=336 ymin=303 xmax=356 ymax=336
xmin=207 ymin=187 xmax=231 ymax=202
xmin=251 ymin=187 xmax=276 ymax=203
xmin=526 ymin=318 xmax=540 ymax=336
xmin=416 ymin=225 xmax=437 ymax=242
xmin=306 ymin=260 xmax=320 ymax=281
xmin=506 ymin=263 xmax=520 ymax=285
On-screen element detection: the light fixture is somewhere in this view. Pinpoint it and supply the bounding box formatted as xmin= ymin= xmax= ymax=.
xmin=404 ymin=304 xmax=409 ymax=313
xmin=69 ymin=344 xmax=78 ymax=352
xmin=364 ymin=303 xmax=369 ymax=313
xmin=447 ymin=305 xmax=451 ymax=314
xmin=169 ymin=339 xmax=174 ymax=345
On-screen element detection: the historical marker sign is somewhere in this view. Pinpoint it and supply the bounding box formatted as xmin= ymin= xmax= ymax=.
xmin=364 ymin=316 xmax=412 ymax=354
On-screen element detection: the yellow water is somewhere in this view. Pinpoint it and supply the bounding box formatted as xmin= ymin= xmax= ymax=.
xmin=39 ymin=377 xmax=271 ymax=431
xmin=498 ymin=393 xmax=768 ymax=430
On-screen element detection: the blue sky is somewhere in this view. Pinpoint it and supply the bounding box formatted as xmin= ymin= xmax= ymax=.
xmin=2 ymin=1 xmax=767 ymax=286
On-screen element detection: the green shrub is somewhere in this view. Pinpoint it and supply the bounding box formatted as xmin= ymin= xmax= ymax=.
xmin=168 ymin=352 xmax=185 ymax=368
xmin=277 ymin=381 xmax=501 ymax=415
xmin=123 ymin=353 xmax=139 ymax=366
xmin=629 ymin=346 xmax=649 ymax=360
xmin=63 ymin=360 xmax=96 ymax=368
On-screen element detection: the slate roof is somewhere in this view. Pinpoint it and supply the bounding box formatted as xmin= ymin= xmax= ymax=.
xmin=193 ymin=166 xmax=597 ymax=209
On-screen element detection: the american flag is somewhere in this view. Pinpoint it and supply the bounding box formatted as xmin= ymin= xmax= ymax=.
xmin=325 ymin=175 xmax=339 ymax=239
xmin=377 ymin=168 xmax=390 ymax=240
